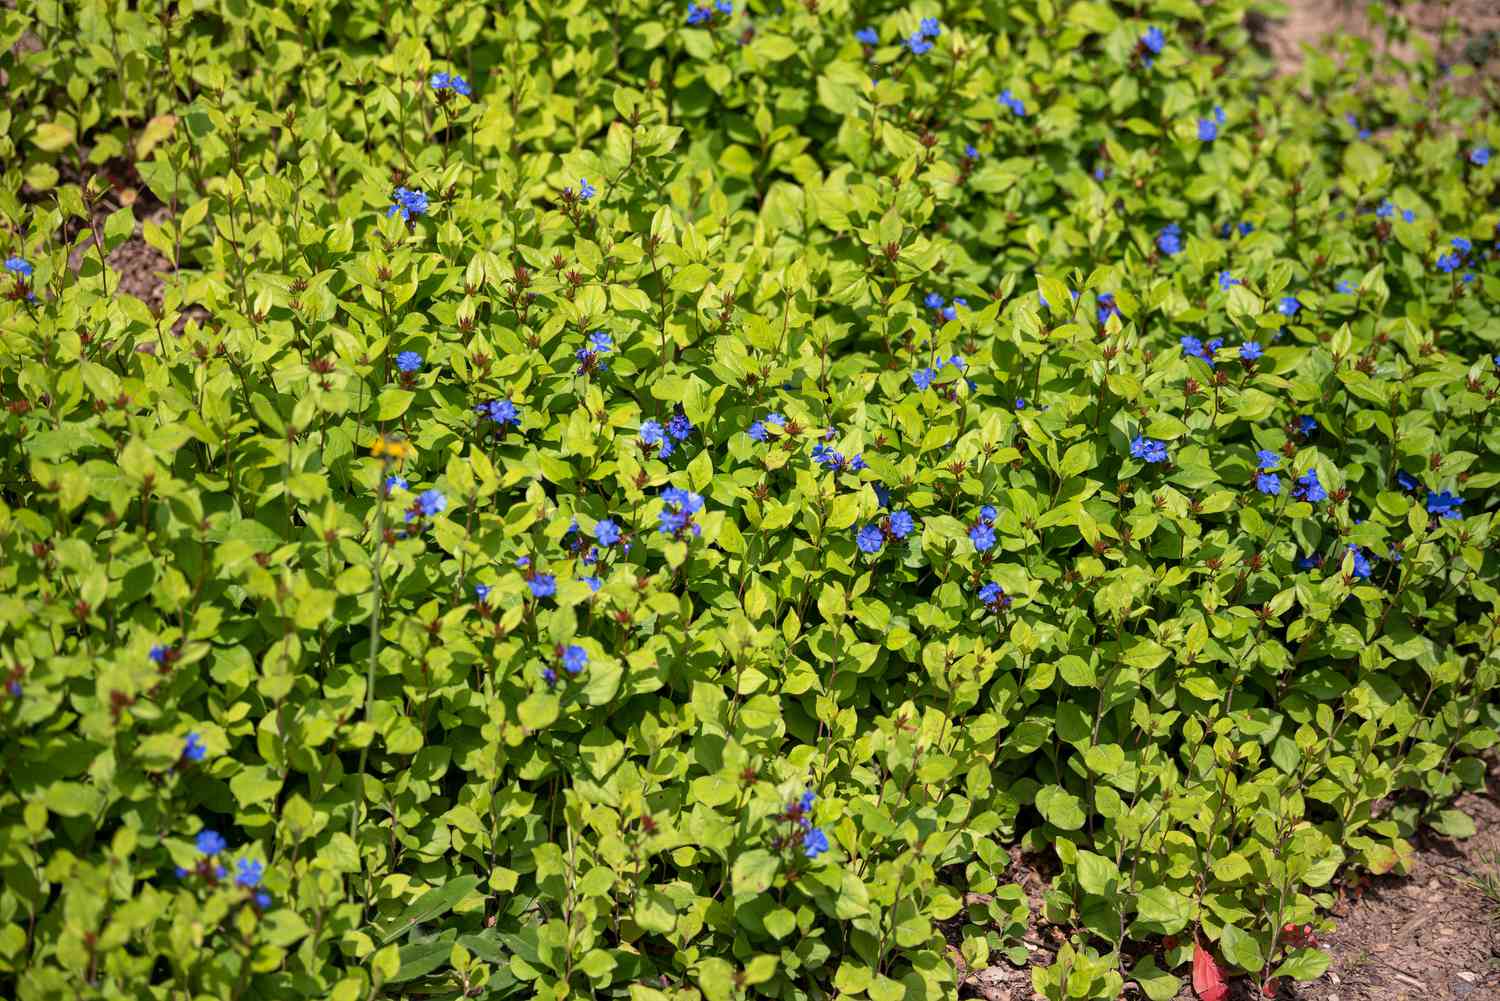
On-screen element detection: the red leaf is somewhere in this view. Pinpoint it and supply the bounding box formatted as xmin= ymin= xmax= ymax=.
xmin=1192 ymin=939 xmax=1228 ymax=1001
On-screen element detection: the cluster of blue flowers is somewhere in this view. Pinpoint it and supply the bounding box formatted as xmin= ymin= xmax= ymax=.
xmin=968 ymin=505 xmax=998 ymax=552
xmin=784 ymin=790 xmax=829 ymax=859
xmin=1375 ymin=199 xmax=1416 ymax=223
xmin=543 ymin=643 xmax=589 ymax=687
xmin=811 ymin=440 xmax=866 ymax=473
xmin=182 ymin=731 xmax=207 ymax=763
xmin=997 ymin=89 xmax=1027 ymax=117
xmin=905 ymin=17 xmax=941 ymax=55
xmin=1096 ymin=292 xmax=1119 ymax=325
xmin=387 ymin=187 xmax=429 ymax=221
xmin=855 ymin=509 xmax=915 ymax=554
xmin=978 ymin=581 xmax=1011 ymax=611
xmin=178 ymin=826 xmax=272 ymax=910
xmin=1436 ymin=236 xmax=1475 ymax=280
xmin=1140 ymin=26 xmax=1165 ymax=67
xmin=429 ymin=71 xmax=472 ymax=97
xmin=1254 ymin=450 xmax=1281 ymax=495
xmin=1344 ymin=113 xmax=1372 ymax=140
xmin=405 ymin=489 xmax=446 ymax=524
xmin=911 ymin=354 xmax=967 ymax=391
xmin=576 ymin=330 xmax=613 ymax=374
xmin=747 ymin=412 xmax=785 ymax=442
xmin=686 ymin=0 xmax=731 ymax=25
xmin=1292 ymin=468 xmax=1326 ymax=503
xmin=658 ymin=487 xmax=705 ymax=538
xmin=640 ymin=412 xmax=695 ymax=458
xmin=1130 ymin=436 xmax=1168 ymax=464
xmin=1427 ymin=490 xmax=1464 ymax=519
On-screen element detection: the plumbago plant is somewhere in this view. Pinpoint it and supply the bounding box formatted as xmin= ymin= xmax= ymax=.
xmin=1 ymin=0 xmax=1498 ymax=999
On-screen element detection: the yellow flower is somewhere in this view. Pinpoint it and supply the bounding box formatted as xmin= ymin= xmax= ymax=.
xmin=371 ymin=435 xmax=414 ymax=464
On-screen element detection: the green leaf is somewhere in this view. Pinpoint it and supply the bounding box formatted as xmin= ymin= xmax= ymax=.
xmin=1034 ymin=785 xmax=1086 ymax=830
xmin=378 ymin=876 xmax=482 ymax=945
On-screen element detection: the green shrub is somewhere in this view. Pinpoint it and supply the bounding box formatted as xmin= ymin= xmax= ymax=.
xmin=0 ymin=1 xmax=1497 ymax=999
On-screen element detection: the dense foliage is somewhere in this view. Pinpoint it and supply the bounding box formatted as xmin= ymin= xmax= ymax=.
xmin=1 ymin=0 xmax=1498 ymax=999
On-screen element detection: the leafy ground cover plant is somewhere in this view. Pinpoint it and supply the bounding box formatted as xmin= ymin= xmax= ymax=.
xmin=0 ymin=0 xmax=1498 ymax=999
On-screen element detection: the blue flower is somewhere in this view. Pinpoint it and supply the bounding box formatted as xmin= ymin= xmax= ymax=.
xmin=1437 ymin=252 xmax=1462 ymax=273
xmin=541 ymin=666 xmax=558 ymax=687
xmin=1256 ymin=450 xmax=1281 ymax=471
xmin=715 ymin=0 xmax=731 ymax=12
xmin=416 ymin=489 xmax=446 ymax=516
xmin=667 ymin=413 xmax=694 ymax=441
xmin=4 ymin=256 xmax=32 ymax=278
xmin=1346 ymin=544 xmax=1372 ymax=580
xmin=5 ymin=681 xmax=18 ymax=698
xmin=1096 ymin=291 xmax=1119 ymax=324
xmin=395 ymin=351 xmax=423 ymax=373
xmin=1396 ymin=470 xmax=1418 ymax=491
xmin=798 ymin=789 xmax=816 ymax=813
xmin=912 ymin=367 xmax=937 ymax=391
xmin=430 ymin=72 xmax=472 ymax=96
xmin=1471 ymin=146 xmax=1491 ymax=166
xmin=1197 ymin=118 xmax=1218 ymax=142
xmin=477 ymin=398 xmax=520 ymax=426
xmin=1426 ymin=490 xmax=1464 ymax=519
xmin=905 ymin=32 xmax=933 ymax=55
xmin=856 ymin=524 xmax=884 ymax=553
xmin=969 ymin=523 xmax=996 ymax=551
xmin=1142 ymin=26 xmax=1165 ymax=54
xmin=561 ymin=644 xmax=588 ymax=675
xmin=888 ymin=510 xmax=915 ymax=539
xmin=579 ymin=575 xmax=602 ymax=592
xmin=874 ymin=483 xmax=891 ymax=508
xmin=1402 ymin=208 xmax=1415 ymax=223
xmin=1255 ymin=472 xmax=1280 ymax=495
xmin=1296 ymin=415 xmax=1317 ymax=437
xmin=254 ymin=892 xmax=273 ymax=910
xmin=1214 ymin=106 xmax=1225 ymax=125
xmin=998 ymin=90 xmax=1027 ymax=116
xmin=149 ymin=644 xmax=168 ymax=664
xmin=1130 ymin=436 xmax=1169 ymax=464
xmin=1218 ymin=271 xmax=1240 ymax=291
xmin=1180 ymin=335 xmax=1204 ymax=360
xmin=1453 ymin=237 xmax=1473 ymax=254
xmin=474 ymin=584 xmax=490 ymax=602
xmin=1156 ymin=223 xmax=1183 ymax=256
xmin=588 ymin=331 xmax=613 ymax=353
xmin=515 ymin=556 xmax=531 ymax=568
xmin=183 ymin=732 xmax=207 ymax=762
xmin=802 ymin=826 xmax=830 ymax=859
xmin=855 ymin=27 xmax=878 ymax=44
xmin=385 ymin=475 xmax=408 ymax=494
xmin=387 ymin=187 xmax=429 ymax=220
xmin=979 ymin=505 xmax=997 ymax=524
xmin=1345 ymin=113 xmax=1371 ymax=140
xmin=1240 ymin=341 xmax=1263 ymax=362
xmin=579 ymin=178 xmax=597 ymax=201
xmin=1293 ymin=469 xmax=1327 ymax=503
xmin=686 ymin=4 xmax=712 ymax=24
xmin=528 ymin=574 xmax=557 ymax=598
xmin=1278 ymin=295 xmax=1301 ymax=317
xmin=236 ymin=858 xmax=264 ymax=888
xmin=1335 ymin=279 xmax=1354 ymax=294
xmin=658 ymin=487 xmax=705 ymax=538
xmin=640 ymin=419 xmax=674 ymax=458
xmin=1297 ymin=553 xmax=1324 ymax=571
xmin=1376 ymin=199 xmax=1395 ymax=218
xmin=196 ymin=830 xmax=226 ymax=856
xmin=918 ymin=17 xmax=942 ymax=37
xmin=964 ymin=143 xmax=979 ymax=160
xmin=1015 ymin=398 xmax=1027 ymax=410
xmin=595 ymin=518 xmax=621 ymax=545
xmin=924 ymin=292 xmax=945 ymax=309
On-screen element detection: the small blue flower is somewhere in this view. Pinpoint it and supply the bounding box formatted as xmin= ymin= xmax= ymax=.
xmin=1156 ymin=223 xmax=1183 ymax=256
xmin=588 ymin=331 xmax=614 ymax=354
xmin=905 ymin=32 xmax=933 ymax=55
xmin=998 ymin=90 xmax=1027 ymax=116
xmin=1015 ymin=398 xmax=1027 ymax=410
xmin=1214 ymin=106 xmax=1225 ymax=125
xmin=1255 ymin=472 xmax=1280 ymax=495
xmin=542 ymin=666 xmax=558 ymax=687
xmin=236 ymin=859 xmax=264 ymax=888
xmin=254 ymin=892 xmax=273 ymax=910
xmin=888 ymin=510 xmax=915 ymax=539
xmin=183 ymin=732 xmax=207 ymax=762
xmin=855 ymin=27 xmax=878 ymax=44
xmin=1293 ymin=469 xmax=1327 ymax=503
xmin=196 ymin=830 xmax=226 ymax=856
xmin=385 ymin=475 xmax=408 ymax=494
xmin=1278 ymin=295 xmax=1301 ymax=317
xmin=1142 ymin=26 xmax=1165 ymax=54
xmin=1218 ymin=271 xmax=1240 ymax=291
xmin=387 ymin=187 xmax=429 ymax=221
xmin=1346 ymin=544 xmax=1372 ymax=580
xmin=1335 ymin=279 xmax=1354 ymax=294
xmin=1240 ymin=341 xmax=1263 ymax=362
xmin=5 ymin=681 xmax=18 ymax=698
xmin=667 ymin=413 xmax=694 ymax=441
xmin=924 ymin=292 xmax=945 ymax=309
xmin=416 ymin=489 xmax=446 ymax=516
xmin=430 ymin=72 xmax=472 ymax=96
xmin=1396 ymin=470 xmax=1418 ymax=492
xmin=1453 ymin=237 xmax=1473 ymax=254
xmin=802 ymin=826 xmax=830 ymax=859
xmin=1297 ymin=415 xmax=1317 ymax=437
xmin=979 ymin=505 xmax=997 ymax=524
xmin=595 ymin=518 xmax=621 ymax=545
xmin=912 ymin=367 xmax=937 ymax=391
xmin=561 ymin=645 xmax=588 ymax=675
xmin=515 ymin=556 xmax=531 ymax=568
xmin=528 ymin=574 xmax=557 ymax=598
xmin=1197 ymin=118 xmax=1218 ymax=142
xmin=1437 ymin=252 xmax=1462 ymax=273
xmin=580 ymin=575 xmax=602 ymax=592
xmin=395 ymin=351 xmax=423 ymax=373
xmin=579 ymin=178 xmax=597 ymax=201
xmin=1426 ymin=490 xmax=1464 ymax=519
xmin=856 ymin=524 xmax=884 ymax=553
xmin=149 ymin=644 xmax=168 ymax=664
xmin=686 ymin=4 xmax=712 ymax=24
xmin=474 ymin=584 xmax=491 ymax=602
xmin=4 ymin=256 xmax=32 ymax=278
xmin=658 ymin=487 xmax=705 ymax=538
xmin=1256 ymin=450 xmax=1281 ymax=471
xmin=1130 ymin=436 xmax=1169 ymax=464
xmin=964 ymin=143 xmax=979 ymax=160
xmin=969 ymin=523 xmax=996 ymax=551
xmin=476 ymin=398 xmax=520 ymax=426
xmin=918 ymin=17 xmax=941 ymax=37
xmin=640 ymin=419 xmax=674 ymax=458
xmin=1471 ymin=146 xmax=1491 ymax=166
xmin=1297 ymin=553 xmax=1324 ymax=571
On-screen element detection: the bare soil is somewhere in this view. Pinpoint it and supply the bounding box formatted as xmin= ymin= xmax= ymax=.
xmin=1255 ymin=0 xmax=1500 ymax=78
